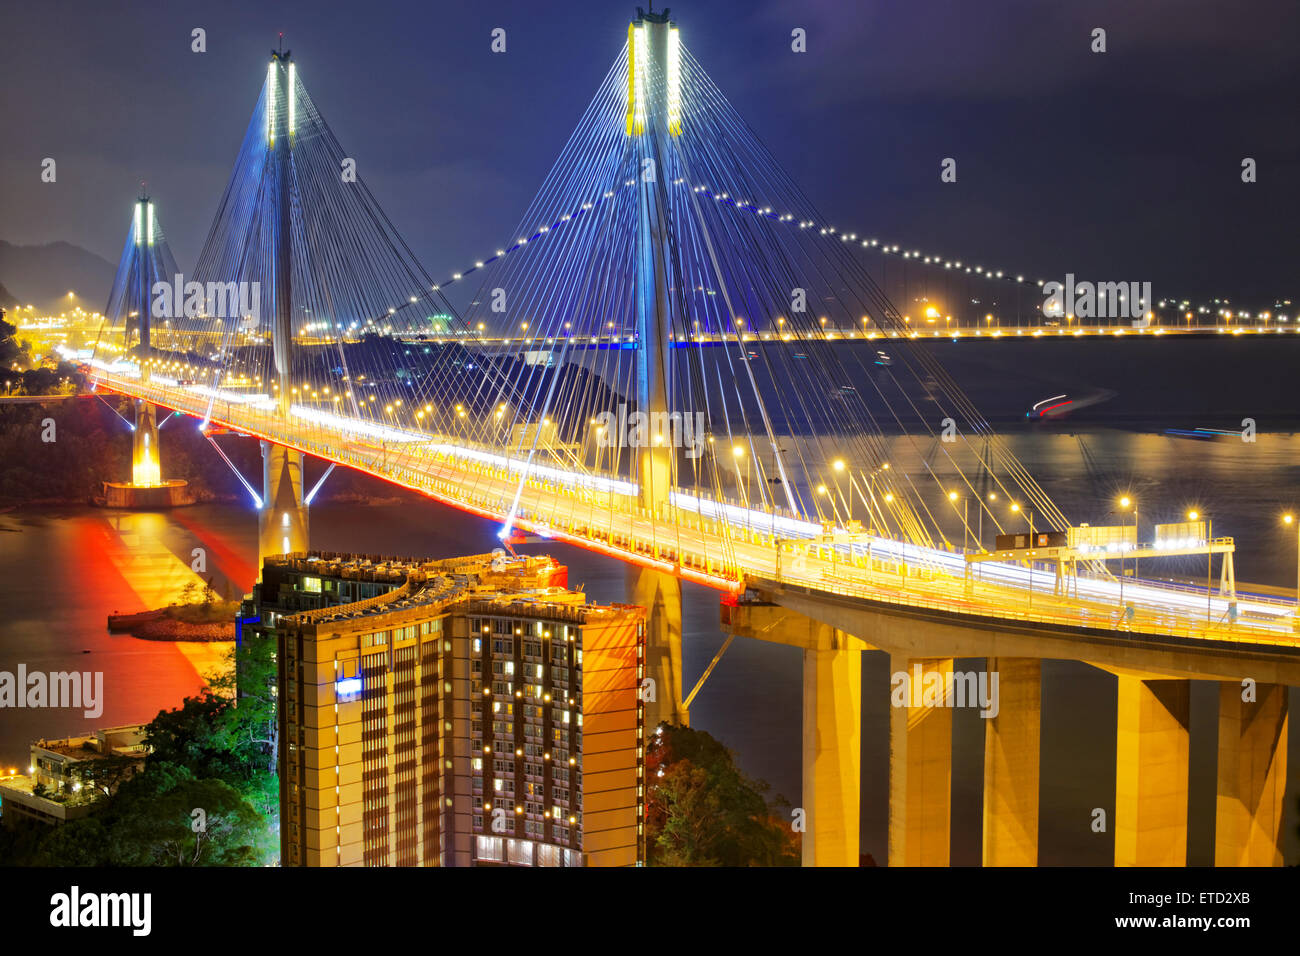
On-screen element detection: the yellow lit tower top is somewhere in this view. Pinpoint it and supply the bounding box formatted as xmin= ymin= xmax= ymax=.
xmin=626 ymin=6 xmax=682 ymax=137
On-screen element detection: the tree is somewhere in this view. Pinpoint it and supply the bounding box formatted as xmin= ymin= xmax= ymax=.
xmin=645 ymin=724 xmax=799 ymax=867
xmin=31 ymin=818 xmax=110 ymax=866
xmin=104 ymin=777 xmax=271 ymax=866
xmin=66 ymin=753 xmax=139 ymax=802
xmin=209 ymin=635 xmax=279 ymax=818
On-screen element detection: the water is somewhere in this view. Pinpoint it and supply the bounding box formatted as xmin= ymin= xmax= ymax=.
xmin=1 ymin=426 xmax=1296 ymax=865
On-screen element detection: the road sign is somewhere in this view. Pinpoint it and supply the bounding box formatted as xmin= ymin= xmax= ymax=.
xmin=1067 ymin=524 xmax=1135 ymax=553
xmin=995 ymin=531 xmax=1066 ymax=551
xmin=1154 ymin=521 xmax=1207 ymax=548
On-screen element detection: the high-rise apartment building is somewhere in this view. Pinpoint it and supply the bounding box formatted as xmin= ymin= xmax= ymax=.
xmin=256 ymin=551 xmax=645 ymax=867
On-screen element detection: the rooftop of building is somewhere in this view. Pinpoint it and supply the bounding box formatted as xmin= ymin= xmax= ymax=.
xmin=273 ymin=550 xmax=642 ymax=631
xmin=31 ymin=725 xmax=148 ymax=762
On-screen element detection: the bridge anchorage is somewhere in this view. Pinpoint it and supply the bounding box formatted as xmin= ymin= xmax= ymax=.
xmin=72 ymin=9 xmax=1298 ymax=868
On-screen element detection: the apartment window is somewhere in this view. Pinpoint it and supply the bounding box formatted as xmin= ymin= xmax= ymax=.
xmin=477 ymin=836 xmax=504 ymax=863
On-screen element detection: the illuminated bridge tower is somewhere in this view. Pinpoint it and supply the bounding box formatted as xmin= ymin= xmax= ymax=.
xmin=258 ymin=48 xmax=310 ymax=567
xmin=101 ymin=189 xmax=189 ymax=506
xmin=627 ymin=7 xmax=687 ymax=728
xmin=131 ymin=191 xmax=161 ymax=488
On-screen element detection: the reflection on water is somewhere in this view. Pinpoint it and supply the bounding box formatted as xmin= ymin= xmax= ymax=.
xmin=0 ymin=426 xmax=1295 ymax=864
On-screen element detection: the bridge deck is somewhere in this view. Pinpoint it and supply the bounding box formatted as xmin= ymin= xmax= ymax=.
xmin=95 ymin=373 xmax=1300 ymax=656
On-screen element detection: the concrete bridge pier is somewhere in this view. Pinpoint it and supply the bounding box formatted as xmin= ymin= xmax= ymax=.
xmin=632 ymin=565 xmax=687 ymax=728
xmin=888 ymin=656 xmax=953 ymax=867
xmin=131 ymin=399 xmax=161 ymax=486
xmin=802 ymin=630 xmax=863 ymax=866
xmin=258 ymin=440 xmax=309 ymax=569
xmin=982 ymin=657 xmax=1041 ymax=866
xmin=719 ymin=600 xmax=866 ymax=865
xmin=1215 ymin=681 xmax=1288 ymax=865
xmin=1114 ymin=676 xmax=1190 ymax=866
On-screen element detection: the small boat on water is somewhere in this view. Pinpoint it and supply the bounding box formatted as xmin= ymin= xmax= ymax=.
xmin=1163 ymin=426 xmax=1240 ymax=440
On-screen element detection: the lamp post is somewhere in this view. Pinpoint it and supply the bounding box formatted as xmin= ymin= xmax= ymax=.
xmin=832 ymin=459 xmax=851 ymax=522
xmin=817 ymin=483 xmax=841 ymax=526
xmin=1284 ymin=513 xmax=1299 ymax=610
xmin=732 ymin=445 xmax=749 ymax=510
xmin=980 ymin=491 xmax=997 ymax=551
xmin=1117 ymin=495 xmax=1136 ymax=605
xmin=1188 ymin=510 xmax=1211 ymax=622
xmin=1012 ymin=502 xmax=1033 ymax=606
xmin=948 ymin=490 xmax=967 ymax=552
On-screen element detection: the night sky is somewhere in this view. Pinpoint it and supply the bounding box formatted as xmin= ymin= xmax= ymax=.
xmin=2 ymin=0 xmax=1297 ymax=304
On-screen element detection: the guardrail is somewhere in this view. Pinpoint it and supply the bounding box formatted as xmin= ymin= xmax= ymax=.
xmin=95 ymin=373 xmax=1300 ymax=647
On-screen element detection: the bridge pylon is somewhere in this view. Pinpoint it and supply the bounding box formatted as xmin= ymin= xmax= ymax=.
xmin=258 ymin=46 xmax=309 ymax=570
xmin=100 ymin=190 xmax=190 ymax=506
xmin=131 ymin=399 xmax=161 ymax=486
xmin=629 ymin=6 xmax=686 ymax=727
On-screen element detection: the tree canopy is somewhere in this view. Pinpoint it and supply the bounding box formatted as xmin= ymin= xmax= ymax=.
xmin=645 ymin=724 xmax=799 ymax=867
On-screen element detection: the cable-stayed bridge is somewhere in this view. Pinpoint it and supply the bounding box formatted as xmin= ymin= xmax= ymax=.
xmin=74 ymin=13 xmax=1298 ymax=867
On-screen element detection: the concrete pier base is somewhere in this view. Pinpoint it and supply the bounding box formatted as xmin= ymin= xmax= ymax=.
xmin=258 ymin=441 xmax=309 ymax=571
xmin=132 ymin=399 xmax=160 ymax=486
xmin=631 ymin=565 xmax=686 ymax=728
xmin=982 ymin=657 xmax=1041 ymax=866
xmin=1215 ymin=681 xmax=1288 ymax=866
xmin=888 ymin=656 xmax=952 ymax=867
xmin=1114 ymin=676 xmax=1189 ymax=866
xmin=802 ymin=637 xmax=862 ymax=867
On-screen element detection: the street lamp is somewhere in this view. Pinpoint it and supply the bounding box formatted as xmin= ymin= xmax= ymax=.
xmin=1284 ymin=513 xmax=1299 ymax=609
xmin=980 ymin=491 xmax=998 ymax=550
xmin=831 ymin=459 xmax=851 ymax=522
xmin=1189 ymin=509 xmax=1211 ymax=621
xmin=732 ymin=445 xmax=749 ymax=509
xmin=816 ymin=483 xmax=841 ymax=525
xmin=1011 ymin=502 xmax=1034 ymax=605
xmin=1117 ymin=495 xmax=1137 ymax=600
xmin=948 ymin=490 xmax=967 ymax=552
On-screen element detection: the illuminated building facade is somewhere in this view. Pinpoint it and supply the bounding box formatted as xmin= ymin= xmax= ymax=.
xmin=262 ymin=551 xmax=645 ymax=867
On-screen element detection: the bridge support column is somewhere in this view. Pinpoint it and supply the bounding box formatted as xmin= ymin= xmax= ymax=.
xmin=802 ymin=635 xmax=862 ymax=867
xmin=888 ymin=656 xmax=952 ymax=867
xmin=1114 ymin=676 xmax=1189 ymax=866
xmin=132 ymin=399 xmax=160 ymax=486
xmin=630 ymin=565 xmax=686 ymax=728
xmin=982 ymin=658 xmax=1040 ymax=866
xmin=1215 ymin=681 xmax=1288 ymax=866
xmin=258 ymin=441 xmax=309 ymax=572
xmin=717 ymin=598 xmax=866 ymax=865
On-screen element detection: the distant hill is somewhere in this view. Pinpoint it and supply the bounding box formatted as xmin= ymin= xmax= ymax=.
xmin=0 ymin=240 xmax=116 ymax=313
xmin=0 ymin=281 xmax=17 ymax=311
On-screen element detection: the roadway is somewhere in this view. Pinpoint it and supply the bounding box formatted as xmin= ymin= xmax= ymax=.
xmin=85 ymin=367 xmax=1300 ymax=656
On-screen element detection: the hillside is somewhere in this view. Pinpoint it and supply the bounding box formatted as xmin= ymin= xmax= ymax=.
xmin=0 ymin=240 xmax=115 ymax=312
